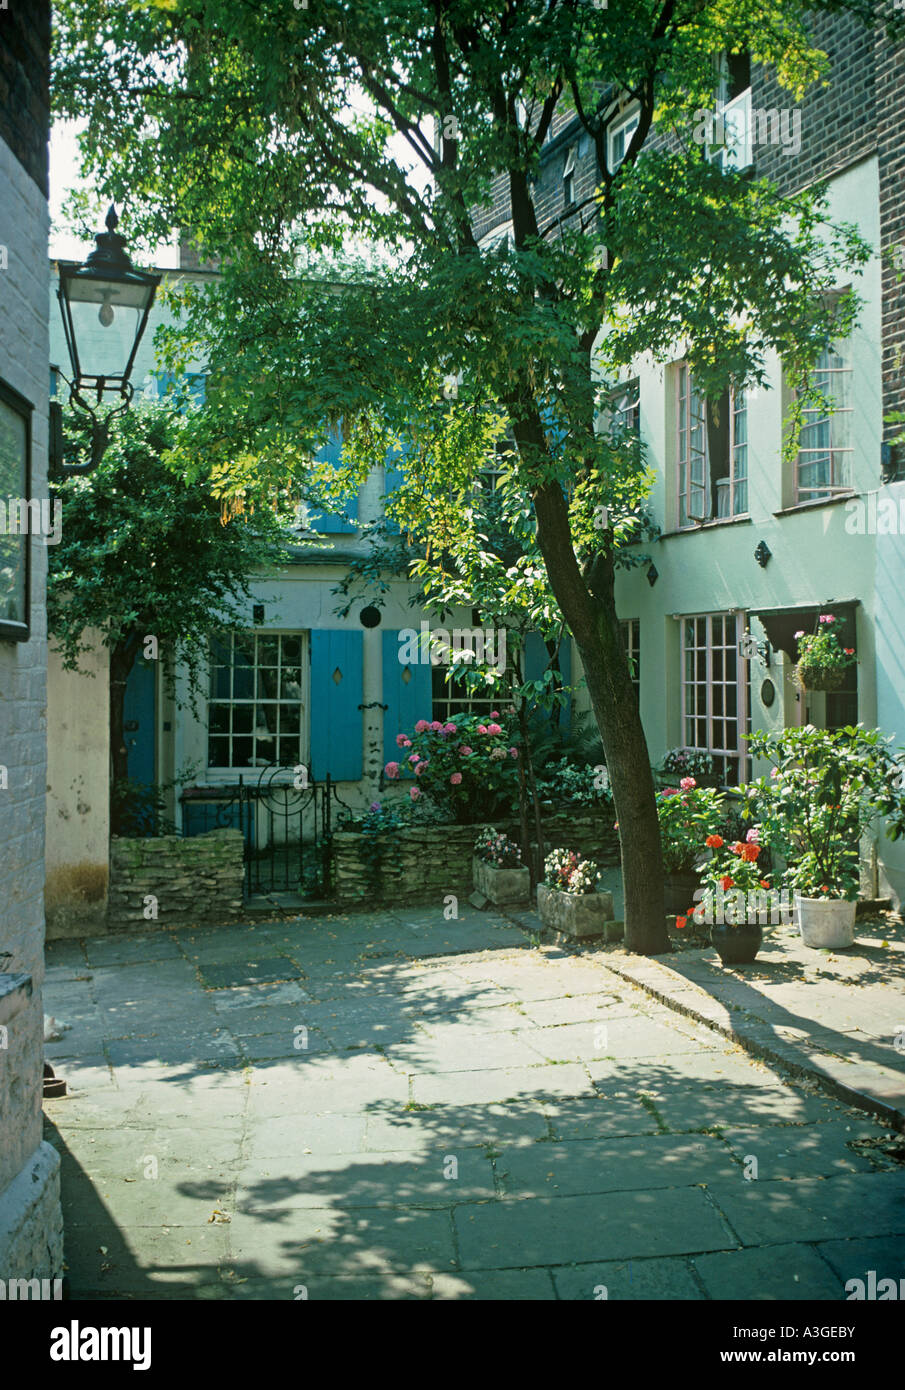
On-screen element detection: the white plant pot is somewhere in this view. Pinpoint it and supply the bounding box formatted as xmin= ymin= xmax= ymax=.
xmin=472 ymin=855 xmax=530 ymax=906
xmin=795 ymin=895 xmax=856 ymax=949
xmin=537 ymin=883 xmax=614 ymax=940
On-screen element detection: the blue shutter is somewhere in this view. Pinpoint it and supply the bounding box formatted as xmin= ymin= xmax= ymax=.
xmin=525 ymin=632 xmax=571 ymax=730
xmin=307 ymin=427 xmax=358 ymax=534
xmin=382 ymin=628 xmax=433 ymax=765
xmin=309 ymin=630 xmax=363 ymax=780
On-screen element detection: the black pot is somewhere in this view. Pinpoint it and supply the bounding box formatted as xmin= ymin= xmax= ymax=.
xmin=664 ymin=871 xmax=700 ymax=916
xmin=711 ymin=921 xmax=763 ymax=965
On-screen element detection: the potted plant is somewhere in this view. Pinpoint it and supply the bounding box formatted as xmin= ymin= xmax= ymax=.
xmin=744 ymin=725 xmax=905 ymax=949
xmin=472 ymin=827 xmax=530 ymax=905
xmin=537 ymin=848 xmax=614 ymax=939
xmin=792 ymin=614 xmax=856 ymax=692
xmin=655 ymin=777 xmax=726 ymax=913
xmin=689 ymin=829 xmax=774 ymax=964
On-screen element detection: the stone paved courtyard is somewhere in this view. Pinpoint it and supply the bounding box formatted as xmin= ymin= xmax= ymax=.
xmin=42 ymin=907 xmax=905 ymax=1300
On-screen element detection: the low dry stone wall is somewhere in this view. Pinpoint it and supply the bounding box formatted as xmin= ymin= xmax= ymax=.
xmin=108 ymin=829 xmax=245 ymax=930
xmin=332 ymin=807 xmax=620 ymax=907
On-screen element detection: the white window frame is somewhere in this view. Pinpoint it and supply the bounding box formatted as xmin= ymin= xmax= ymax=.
xmin=676 ymin=363 xmax=748 ymax=527
xmin=607 ymin=105 xmax=640 ymax=171
xmin=206 ymin=631 xmax=309 ymax=780
xmin=795 ymin=340 xmax=854 ymax=503
xmin=680 ymin=612 xmax=748 ymax=785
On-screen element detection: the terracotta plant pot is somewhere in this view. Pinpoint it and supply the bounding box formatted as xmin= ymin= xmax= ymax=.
xmin=537 ymin=883 xmax=615 ymax=940
xmin=472 ymin=855 xmax=530 ymax=906
xmin=795 ymin=895 xmax=856 ymax=949
xmin=711 ymin=921 xmax=763 ymax=965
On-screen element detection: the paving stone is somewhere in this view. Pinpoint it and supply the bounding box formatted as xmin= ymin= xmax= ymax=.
xmin=228 ymin=1204 xmax=457 ymax=1277
xmin=200 ymin=957 xmax=306 ymax=989
xmin=454 ymin=1187 xmax=733 ymax=1269
xmin=542 ymin=1093 xmax=662 ymax=1141
xmin=706 ymin=1171 xmax=905 ymax=1246
xmin=552 ymin=1256 xmax=702 ymax=1301
xmin=692 ymin=1243 xmax=846 ymax=1300
xmin=496 ymin=1133 xmax=738 ymax=1198
xmin=363 ymin=1103 xmax=551 ymax=1152
xmin=248 ymin=1113 xmax=367 ymax=1159
xmin=411 ymin=1062 xmax=594 ymax=1107
xmin=814 ymin=1234 xmax=905 ymax=1289
xmin=222 ymin=1272 xmax=430 ymax=1300
xmin=235 ymin=1148 xmax=496 ymax=1210
xmin=718 ymin=1120 xmax=886 ymax=1180
xmin=85 ymin=935 xmax=184 ymax=967
xmin=62 ymin=1223 xmax=229 ymax=1293
xmin=519 ymin=995 xmax=639 ymax=1028
xmin=390 ymin=1029 xmax=540 ymax=1074
xmin=431 ymin=1268 xmax=557 ymax=1299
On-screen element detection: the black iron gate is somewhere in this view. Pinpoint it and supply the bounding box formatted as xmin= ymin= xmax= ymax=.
xmin=180 ymin=768 xmax=354 ymax=899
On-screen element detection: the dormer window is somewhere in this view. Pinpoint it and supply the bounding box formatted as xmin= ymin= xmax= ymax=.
xmin=710 ymin=51 xmax=753 ymax=171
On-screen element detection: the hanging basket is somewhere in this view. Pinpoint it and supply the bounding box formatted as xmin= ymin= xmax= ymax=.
xmin=793 ymin=660 xmax=846 ymax=693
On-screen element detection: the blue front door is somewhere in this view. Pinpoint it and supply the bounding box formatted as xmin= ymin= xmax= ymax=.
xmin=123 ymin=656 xmax=157 ymax=786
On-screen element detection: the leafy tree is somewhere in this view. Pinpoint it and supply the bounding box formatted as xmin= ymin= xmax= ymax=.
xmin=53 ymin=0 xmax=887 ymax=948
xmin=47 ymin=404 xmax=293 ymax=832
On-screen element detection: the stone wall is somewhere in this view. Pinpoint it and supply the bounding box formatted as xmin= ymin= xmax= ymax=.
xmin=332 ymin=808 xmax=620 ymax=906
xmin=107 ymin=829 xmax=245 ymax=931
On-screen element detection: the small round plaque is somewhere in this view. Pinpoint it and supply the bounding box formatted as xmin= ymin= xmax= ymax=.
xmin=359 ymin=605 xmax=382 ymax=628
xmin=760 ymin=678 xmax=776 ymax=708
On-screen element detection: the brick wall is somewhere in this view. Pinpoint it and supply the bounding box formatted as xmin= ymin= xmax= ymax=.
xmin=0 ymin=0 xmax=61 ymax=1283
xmin=0 ymin=2 xmax=50 ymax=196
xmin=875 ymin=5 xmax=905 ymax=444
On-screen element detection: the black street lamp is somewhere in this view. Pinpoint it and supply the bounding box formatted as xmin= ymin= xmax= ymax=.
xmin=55 ymin=204 xmax=160 ymax=473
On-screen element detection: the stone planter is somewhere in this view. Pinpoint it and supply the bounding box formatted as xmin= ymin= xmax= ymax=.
xmin=472 ymin=855 xmax=530 ymax=906
xmin=537 ymin=883 xmax=614 ymax=940
xmin=711 ymin=921 xmax=763 ymax=965
xmin=664 ymin=870 xmax=700 ymax=917
xmin=795 ymin=895 xmax=856 ymax=949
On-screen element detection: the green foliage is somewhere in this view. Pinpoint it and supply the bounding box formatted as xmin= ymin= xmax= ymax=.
xmin=385 ymin=711 xmax=520 ymax=824
xmin=535 ymin=756 xmax=611 ymax=809
xmin=743 ymin=725 xmax=905 ymax=899
xmin=792 ymin=613 xmax=857 ymax=691
xmin=655 ymin=780 xmax=727 ymax=874
xmin=474 ymin=827 xmax=523 ymax=867
xmin=47 ymin=403 xmax=294 ymax=703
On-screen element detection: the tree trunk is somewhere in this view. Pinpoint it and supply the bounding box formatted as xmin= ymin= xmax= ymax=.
xmin=109 ymin=633 xmax=141 ymax=835
xmin=530 ymin=480 xmax=669 ymax=955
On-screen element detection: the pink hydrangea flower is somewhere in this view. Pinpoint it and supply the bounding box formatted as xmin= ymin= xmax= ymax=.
xmin=819 ymin=613 xmax=836 ymax=624
xmin=490 ymin=711 xmax=500 ymax=719
xmin=490 ymin=747 xmax=506 ymax=760
xmin=487 ymin=722 xmax=502 ymax=735
xmin=794 ymin=630 xmax=805 ymax=639
xmin=459 ymin=745 xmax=473 ymax=756
xmin=746 ymin=827 xmax=761 ymax=844
xmin=414 ymin=719 xmax=429 ymax=733
xmin=443 ymin=722 xmax=457 ymax=734
xmin=408 ymin=752 xmax=420 ymax=764
xmin=430 ymin=720 xmax=443 ymax=731
xmin=476 ymin=725 xmax=488 ymax=735
xmin=450 ymin=772 xmax=463 ymax=785
xmin=409 ymin=786 xmax=422 ymax=800
xmin=415 ymin=761 xmax=428 ymax=775
xmin=384 ymin=761 xmax=400 ymax=778
xmin=509 ymin=747 xmax=518 ymax=758
xmin=679 ymin=776 xmax=696 ymax=791
xmin=396 ymin=734 xmax=411 ymax=748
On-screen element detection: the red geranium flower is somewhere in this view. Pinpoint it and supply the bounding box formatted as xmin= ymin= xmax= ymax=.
xmin=705 ymin=834 xmax=723 ymax=849
xmin=720 ymin=875 xmax=734 ymax=890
